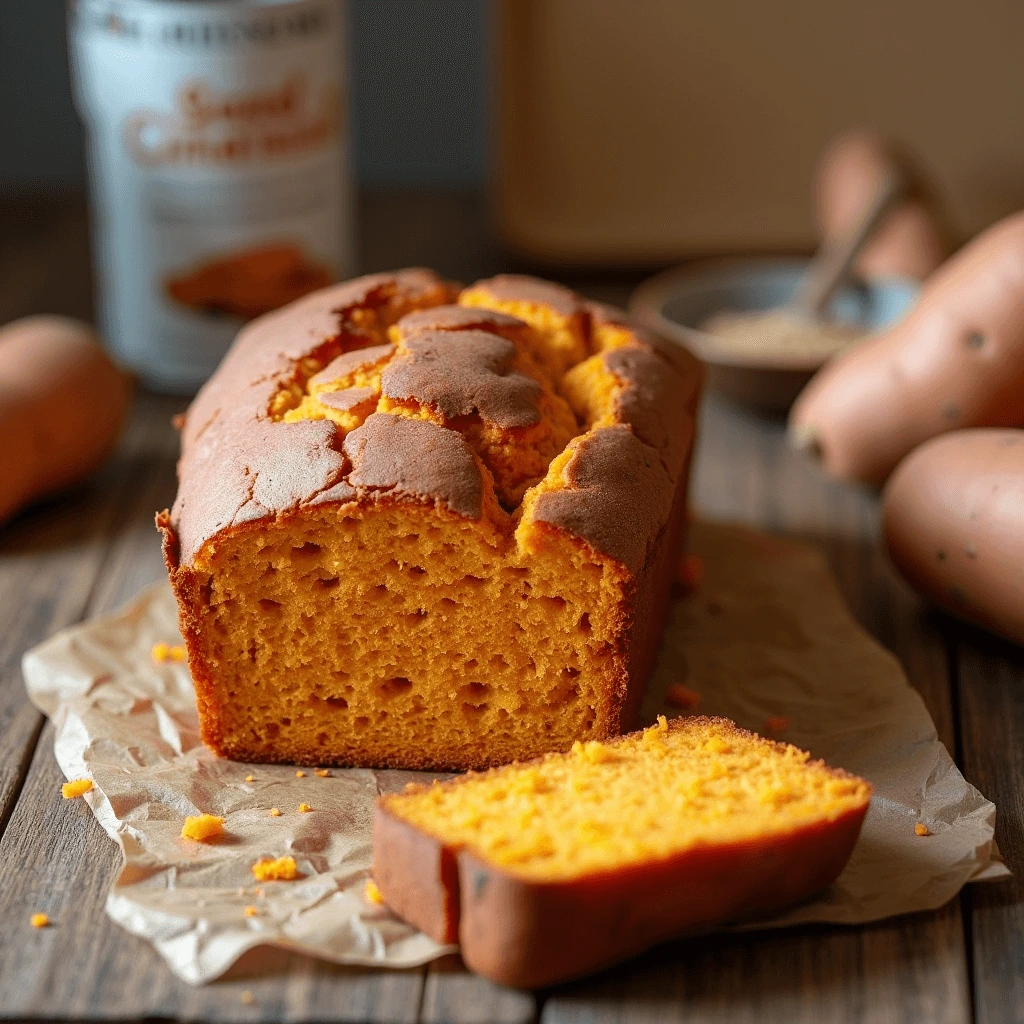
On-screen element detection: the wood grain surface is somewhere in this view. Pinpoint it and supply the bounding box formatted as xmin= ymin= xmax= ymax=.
xmin=0 ymin=191 xmax=1016 ymax=1024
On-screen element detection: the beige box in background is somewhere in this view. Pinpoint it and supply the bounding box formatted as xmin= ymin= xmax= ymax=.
xmin=496 ymin=0 xmax=1024 ymax=265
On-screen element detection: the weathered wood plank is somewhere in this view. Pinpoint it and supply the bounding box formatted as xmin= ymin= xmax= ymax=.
xmin=0 ymin=408 xmax=157 ymax=837
xmin=542 ymin=394 xmax=971 ymax=1024
xmin=956 ymin=626 xmax=1024 ymax=1024
xmin=421 ymin=955 xmax=537 ymax=1024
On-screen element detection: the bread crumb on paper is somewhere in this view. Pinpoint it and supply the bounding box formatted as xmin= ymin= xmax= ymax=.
xmin=252 ymin=855 xmax=298 ymax=881
xmin=61 ymin=778 xmax=93 ymax=799
xmin=245 ymin=774 xmax=255 ymax=782
xmin=244 ymin=905 xmax=259 ymax=917
xmin=364 ymin=879 xmax=385 ymax=905
xmin=298 ymin=803 xmax=312 ymax=813
xmin=30 ymin=913 xmax=49 ymax=928
xmin=240 ymin=990 xmax=254 ymax=1005
xmin=269 ymin=807 xmax=281 ymax=817
xmin=151 ymin=642 xmax=187 ymax=663
xmin=295 ymin=770 xmax=306 ymax=778
xmin=915 ymin=822 xmax=931 ymax=837
xmin=180 ymin=814 xmax=225 ymax=842
xmin=314 ymin=768 xmax=330 ymax=777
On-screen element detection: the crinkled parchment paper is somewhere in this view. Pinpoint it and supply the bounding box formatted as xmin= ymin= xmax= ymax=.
xmin=23 ymin=521 xmax=1007 ymax=984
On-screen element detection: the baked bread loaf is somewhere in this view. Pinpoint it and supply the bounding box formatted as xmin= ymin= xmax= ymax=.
xmin=158 ymin=269 xmax=703 ymax=769
xmin=373 ymin=716 xmax=871 ymax=988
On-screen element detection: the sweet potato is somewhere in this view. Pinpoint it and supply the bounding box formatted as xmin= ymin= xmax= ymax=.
xmin=883 ymin=429 xmax=1024 ymax=645
xmin=0 ymin=316 xmax=128 ymax=524
xmin=815 ymin=129 xmax=947 ymax=282
xmin=790 ymin=211 xmax=1024 ymax=485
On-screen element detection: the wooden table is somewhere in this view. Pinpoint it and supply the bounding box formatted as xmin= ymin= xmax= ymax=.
xmin=1 ymin=191 xmax=1021 ymax=1024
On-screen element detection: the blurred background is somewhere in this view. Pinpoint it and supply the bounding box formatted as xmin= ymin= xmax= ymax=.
xmin=2 ymin=0 xmax=1024 ymax=395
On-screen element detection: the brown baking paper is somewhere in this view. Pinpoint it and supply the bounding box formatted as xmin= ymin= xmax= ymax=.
xmin=22 ymin=521 xmax=1006 ymax=984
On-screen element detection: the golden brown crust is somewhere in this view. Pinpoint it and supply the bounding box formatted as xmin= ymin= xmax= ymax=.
xmin=381 ymin=330 xmax=542 ymax=429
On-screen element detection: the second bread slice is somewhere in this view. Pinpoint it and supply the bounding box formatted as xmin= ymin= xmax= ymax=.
xmin=373 ymin=716 xmax=871 ymax=987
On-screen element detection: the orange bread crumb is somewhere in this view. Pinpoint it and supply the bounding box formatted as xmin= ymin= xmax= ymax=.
xmin=252 ymin=855 xmax=299 ymax=881
xmin=152 ymin=642 xmax=187 ymax=663
xmin=665 ymin=683 xmax=701 ymax=710
xmin=61 ymin=778 xmax=93 ymax=799
xmin=30 ymin=913 xmax=49 ymax=928
xmin=676 ymin=553 xmax=705 ymax=591
xmin=180 ymin=814 xmax=225 ymax=842
xmin=298 ymin=803 xmax=312 ymax=813
xmin=364 ymin=879 xmax=385 ymax=905
xmin=244 ymin=905 xmax=259 ymax=917
xmin=295 ymin=771 xmax=306 ymax=778
xmin=245 ymin=774 xmax=255 ymax=782
xmin=269 ymin=808 xmax=281 ymax=817
xmin=915 ymin=822 xmax=931 ymax=836
xmin=314 ymin=769 xmax=330 ymax=777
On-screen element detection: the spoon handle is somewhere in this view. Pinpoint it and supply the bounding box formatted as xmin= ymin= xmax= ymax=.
xmin=793 ymin=166 xmax=908 ymax=320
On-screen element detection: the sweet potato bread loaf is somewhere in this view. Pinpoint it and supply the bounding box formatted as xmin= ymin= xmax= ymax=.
xmin=373 ymin=716 xmax=872 ymax=987
xmin=158 ymin=269 xmax=703 ymax=769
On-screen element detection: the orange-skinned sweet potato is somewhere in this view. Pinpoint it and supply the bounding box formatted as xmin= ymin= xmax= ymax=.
xmin=790 ymin=212 xmax=1024 ymax=485
xmin=0 ymin=316 xmax=128 ymax=524
xmin=883 ymin=429 xmax=1024 ymax=645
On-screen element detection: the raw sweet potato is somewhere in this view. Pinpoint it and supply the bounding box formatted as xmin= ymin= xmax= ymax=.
xmin=883 ymin=429 xmax=1024 ymax=645
xmin=0 ymin=316 xmax=128 ymax=525
xmin=815 ymin=129 xmax=947 ymax=282
xmin=790 ymin=211 xmax=1024 ymax=485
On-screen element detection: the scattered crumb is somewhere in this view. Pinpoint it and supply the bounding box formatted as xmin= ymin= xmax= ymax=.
xmin=297 ymin=803 xmax=312 ymax=813
xmin=180 ymin=814 xmax=225 ymax=842
xmin=269 ymin=807 xmax=281 ymax=817
xmin=665 ymin=683 xmax=701 ymax=711
xmin=61 ymin=778 xmax=93 ymax=799
xmin=240 ymin=990 xmax=255 ymax=1005
xmin=314 ymin=768 xmax=330 ymax=778
xmin=245 ymin=775 xmax=255 ymax=783
xmin=915 ymin=822 xmax=931 ymax=837
xmin=244 ymin=905 xmax=259 ymax=917
xmin=295 ymin=770 xmax=306 ymax=778
xmin=764 ymin=716 xmax=790 ymax=735
xmin=30 ymin=913 xmax=49 ymax=928
xmin=676 ymin=553 xmax=705 ymax=592
xmin=364 ymin=879 xmax=385 ymax=905
xmin=152 ymin=642 xmax=187 ymax=663
xmin=252 ymin=855 xmax=299 ymax=881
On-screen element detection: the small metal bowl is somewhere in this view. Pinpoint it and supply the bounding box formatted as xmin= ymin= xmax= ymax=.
xmin=629 ymin=258 xmax=919 ymax=414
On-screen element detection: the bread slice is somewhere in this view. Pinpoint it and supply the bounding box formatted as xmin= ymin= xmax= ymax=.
xmin=373 ymin=716 xmax=871 ymax=987
xmin=159 ymin=270 xmax=703 ymax=770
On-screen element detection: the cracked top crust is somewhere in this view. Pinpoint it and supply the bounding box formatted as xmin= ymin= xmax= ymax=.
xmin=381 ymin=330 xmax=542 ymax=429
xmin=163 ymin=270 xmax=703 ymax=573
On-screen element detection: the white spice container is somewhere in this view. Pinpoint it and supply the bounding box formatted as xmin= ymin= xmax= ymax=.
xmin=69 ymin=0 xmax=351 ymax=394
